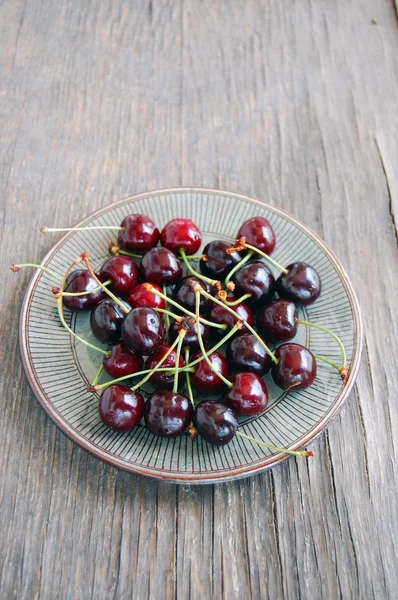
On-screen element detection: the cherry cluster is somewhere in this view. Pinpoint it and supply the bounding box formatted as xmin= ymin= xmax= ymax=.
xmin=12 ymin=213 xmax=348 ymax=457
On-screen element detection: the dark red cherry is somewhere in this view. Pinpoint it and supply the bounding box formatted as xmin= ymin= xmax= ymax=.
xmin=237 ymin=216 xmax=276 ymax=255
xmin=160 ymin=218 xmax=202 ymax=255
xmin=200 ymin=240 xmax=243 ymax=279
xmin=140 ymin=247 xmax=182 ymax=285
xmin=128 ymin=282 xmax=166 ymax=310
xmin=122 ymin=307 xmax=165 ymax=354
xmin=62 ymin=269 xmax=105 ymax=311
xmin=190 ymin=350 xmax=229 ymax=393
xmin=99 ymin=255 xmax=139 ymax=295
xmin=145 ymin=344 xmax=185 ymax=390
xmin=90 ymin=299 xmax=127 ymax=343
xmin=276 ymin=263 xmax=321 ymax=306
xmin=223 ymin=372 xmax=268 ymax=416
xmin=193 ymin=401 xmax=237 ymax=446
xmin=271 ymin=343 xmax=316 ymax=391
xmin=173 ymin=276 xmax=213 ymax=314
xmin=226 ymin=333 xmax=272 ymax=375
xmin=169 ymin=317 xmax=210 ymax=350
xmin=233 ymin=261 xmax=275 ymax=306
xmin=144 ymin=390 xmax=192 ymax=437
xmin=117 ymin=214 xmax=159 ymax=252
xmin=103 ymin=342 xmax=143 ymax=378
xmin=99 ymin=384 xmax=144 ymax=432
xmin=209 ymin=299 xmax=254 ymax=336
xmin=257 ymin=299 xmax=298 ymax=342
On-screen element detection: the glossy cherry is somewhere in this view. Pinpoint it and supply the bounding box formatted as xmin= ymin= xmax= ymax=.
xmin=190 ymin=350 xmax=229 ymax=393
xmin=145 ymin=344 xmax=185 ymax=390
xmin=99 ymin=255 xmax=139 ymax=295
xmin=140 ymin=247 xmax=182 ymax=284
xmin=169 ymin=317 xmax=210 ymax=350
xmin=276 ymin=263 xmax=321 ymax=306
xmin=128 ymin=282 xmax=166 ymax=310
xmin=117 ymin=214 xmax=159 ymax=251
xmin=237 ymin=216 xmax=276 ymax=255
xmin=90 ymin=298 xmax=127 ymax=343
xmin=209 ymin=299 xmax=254 ymax=336
xmin=257 ymin=299 xmax=298 ymax=342
xmin=173 ymin=276 xmax=213 ymax=314
xmin=233 ymin=261 xmax=275 ymax=306
xmin=62 ymin=269 xmax=105 ymax=311
xmin=223 ymin=372 xmax=268 ymax=416
xmin=226 ymin=333 xmax=272 ymax=375
xmin=122 ymin=307 xmax=165 ymax=354
xmin=160 ymin=218 xmax=202 ymax=255
xmin=144 ymin=390 xmax=192 ymax=437
xmin=271 ymin=343 xmax=316 ymax=391
xmin=193 ymin=401 xmax=237 ymax=446
xmin=103 ymin=342 xmax=143 ymax=378
xmin=200 ymin=240 xmax=242 ymax=279
xmin=98 ymin=384 xmax=144 ymax=432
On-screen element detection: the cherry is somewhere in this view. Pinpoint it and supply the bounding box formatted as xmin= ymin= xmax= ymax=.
xmin=169 ymin=317 xmax=210 ymax=350
xmin=276 ymin=263 xmax=321 ymax=306
xmin=99 ymin=255 xmax=139 ymax=295
xmin=140 ymin=247 xmax=182 ymax=284
xmin=271 ymin=343 xmax=316 ymax=391
xmin=257 ymin=299 xmax=298 ymax=342
xmin=90 ymin=298 xmax=128 ymax=343
xmin=233 ymin=261 xmax=275 ymax=306
xmin=237 ymin=216 xmax=276 ymax=255
xmin=103 ymin=341 xmax=143 ymax=378
xmin=223 ymin=372 xmax=268 ymax=416
xmin=190 ymin=350 xmax=229 ymax=393
xmin=98 ymin=384 xmax=144 ymax=432
xmin=144 ymin=390 xmax=192 ymax=437
xmin=160 ymin=218 xmax=202 ymax=255
xmin=122 ymin=307 xmax=165 ymax=354
xmin=200 ymin=240 xmax=243 ymax=279
xmin=128 ymin=282 xmax=166 ymax=310
xmin=226 ymin=333 xmax=272 ymax=375
xmin=173 ymin=276 xmax=213 ymax=314
xmin=117 ymin=214 xmax=159 ymax=251
xmin=145 ymin=344 xmax=185 ymax=390
xmin=62 ymin=269 xmax=105 ymax=311
xmin=209 ymin=298 xmax=254 ymax=336
xmin=193 ymin=401 xmax=237 ymax=446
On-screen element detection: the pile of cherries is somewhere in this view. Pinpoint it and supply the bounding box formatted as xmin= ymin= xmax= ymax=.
xmin=13 ymin=212 xmax=347 ymax=457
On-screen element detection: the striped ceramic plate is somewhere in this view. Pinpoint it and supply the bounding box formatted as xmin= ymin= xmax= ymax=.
xmin=19 ymin=188 xmax=363 ymax=483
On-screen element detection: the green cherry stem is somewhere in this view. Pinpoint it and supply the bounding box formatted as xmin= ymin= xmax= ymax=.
xmin=242 ymin=241 xmax=288 ymax=275
xmin=313 ymin=354 xmax=342 ymax=373
xmin=184 ymin=348 xmax=195 ymax=408
xmin=195 ymin=285 xmax=278 ymax=364
xmin=180 ymin=249 xmax=220 ymax=288
xmin=108 ymin=243 xmax=143 ymax=259
xmin=195 ymin=290 xmax=233 ymax=388
xmin=155 ymin=308 xmax=182 ymax=322
xmin=162 ymin=284 xmax=171 ymax=330
xmin=82 ymin=252 xmax=130 ymax=314
xmin=222 ymin=293 xmax=252 ymax=306
xmin=41 ymin=226 xmax=124 ymax=233
xmin=56 ymin=296 xmax=109 ymax=356
xmin=92 ymin=364 xmax=104 ymax=386
xmin=55 ymin=279 xmax=112 ymax=296
xmin=173 ymin=331 xmax=186 ymax=393
xmin=224 ymin=250 xmax=253 ymax=285
xmin=235 ymin=431 xmax=314 ymax=457
xmin=90 ymin=366 xmax=183 ymax=392
xmin=296 ymin=319 xmax=347 ymax=378
xmin=10 ymin=263 xmax=64 ymax=283
xmin=130 ymin=334 xmax=182 ymax=392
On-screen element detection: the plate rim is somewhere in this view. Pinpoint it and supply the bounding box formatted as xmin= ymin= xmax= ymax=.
xmin=19 ymin=187 xmax=364 ymax=483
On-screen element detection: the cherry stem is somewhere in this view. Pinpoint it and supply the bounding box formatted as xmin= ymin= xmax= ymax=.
xmin=195 ymin=290 xmax=233 ymax=388
xmin=173 ymin=331 xmax=186 ymax=393
xmin=130 ymin=334 xmax=182 ymax=392
xmin=10 ymin=263 xmax=63 ymax=283
xmin=235 ymin=431 xmax=314 ymax=457
xmin=180 ymin=249 xmax=220 ymax=288
xmin=142 ymin=284 xmax=227 ymax=330
xmin=82 ymin=253 xmax=130 ymax=314
xmin=108 ymin=243 xmax=143 ymax=259
xmin=92 ymin=364 xmax=104 ymax=386
xmin=56 ymin=296 xmax=109 ymax=355
xmin=92 ymin=366 xmax=183 ymax=391
xmin=195 ymin=286 xmax=278 ymax=364
xmin=186 ymin=254 xmax=203 ymax=260
xmin=243 ymin=242 xmax=288 ymax=275
xmin=224 ymin=250 xmax=253 ymax=284
xmin=155 ymin=308 xmax=182 ymax=322
xmin=184 ymin=348 xmax=195 ymax=408
xmin=162 ymin=284 xmax=171 ymax=330
xmin=222 ymin=293 xmax=252 ymax=306
xmin=57 ymin=279 xmax=112 ymax=297
xmin=296 ymin=319 xmax=347 ymax=374
xmin=41 ymin=226 xmax=124 ymax=233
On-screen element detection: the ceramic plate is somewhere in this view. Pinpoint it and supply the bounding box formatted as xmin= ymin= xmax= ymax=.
xmin=19 ymin=188 xmax=363 ymax=483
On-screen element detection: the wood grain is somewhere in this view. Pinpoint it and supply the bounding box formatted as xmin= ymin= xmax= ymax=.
xmin=0 ymin=0 xmax=397 ymax=598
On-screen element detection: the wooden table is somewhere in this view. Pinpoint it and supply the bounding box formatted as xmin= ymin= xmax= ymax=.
xmin=1 ymin=1 xmax=397 ymax=598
